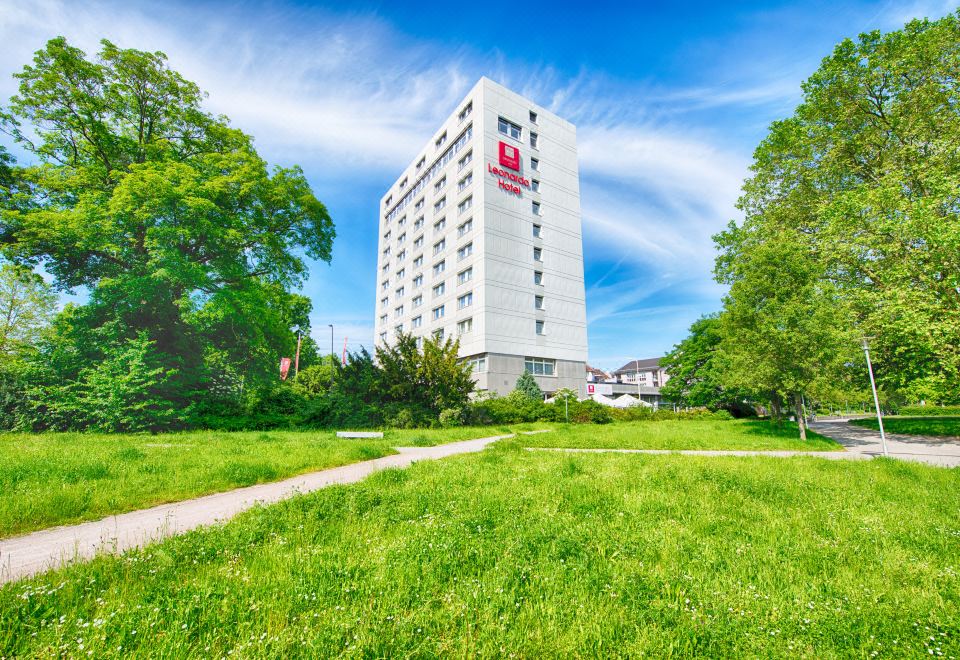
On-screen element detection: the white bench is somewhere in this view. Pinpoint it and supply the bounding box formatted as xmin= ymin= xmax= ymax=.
xmin=336 ymin=431 xmax=384 ymax=439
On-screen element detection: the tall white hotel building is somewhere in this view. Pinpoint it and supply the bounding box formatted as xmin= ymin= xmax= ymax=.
xmin=374 ymin=78 xmax=588 ymax=396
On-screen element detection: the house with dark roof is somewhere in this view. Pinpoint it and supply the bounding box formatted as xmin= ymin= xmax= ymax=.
xmin=612 ymin=358 xmax=670 ymax=388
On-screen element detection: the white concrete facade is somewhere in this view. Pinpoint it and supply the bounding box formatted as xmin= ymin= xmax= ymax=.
xmin=374 ymin=78 xmax=588 ymax=396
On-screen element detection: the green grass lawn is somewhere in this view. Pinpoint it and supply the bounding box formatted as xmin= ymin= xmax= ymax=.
xmin=0 ymin=426 xmax=512 ymax=538
xmin=2 ymin=440 xmax=957 ymax=657
xmin=851 ymin=416 xmax=960 ymax=438
xmin=519 ymin=418 xmax=843 ymax=451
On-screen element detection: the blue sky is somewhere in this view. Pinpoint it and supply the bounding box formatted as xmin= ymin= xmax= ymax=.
xmin=0 ymin=0 xmax=955 ymax=371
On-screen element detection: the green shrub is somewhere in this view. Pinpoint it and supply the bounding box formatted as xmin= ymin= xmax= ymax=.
xmin=897 ymin=405 xmax=960 ymax=416
xmin=439 ymin=407 xmax=466 ymax=427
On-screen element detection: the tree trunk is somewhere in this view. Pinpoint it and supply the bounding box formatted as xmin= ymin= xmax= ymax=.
xmin=794 ymin=392 xmax=807 ymax=441
xmin=770 ymin=393 xmax=784 ymax=426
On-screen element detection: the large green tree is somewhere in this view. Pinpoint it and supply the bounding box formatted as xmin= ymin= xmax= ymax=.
xmin=660 ymin=314 xmax=752 ymax=413
xmin=0 ymin=38 xmax=335 ymax=426
xmin=0 ymin=263 xmax=56 ymax=359
xmin=717 ymin=12 xmax=960 ymax=406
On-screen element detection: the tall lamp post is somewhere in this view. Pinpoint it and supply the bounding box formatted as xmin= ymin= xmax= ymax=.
xmin=328 ymin=324 xmax=334 ymax=388
xmin=860 ymin=337 xmax=888 ymax=457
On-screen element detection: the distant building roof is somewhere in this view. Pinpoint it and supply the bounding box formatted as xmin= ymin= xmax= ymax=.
xmin=613 ymin=357 xmax=663 ymax=375
xmin=585 ymin=364 xmax=610 ymax=380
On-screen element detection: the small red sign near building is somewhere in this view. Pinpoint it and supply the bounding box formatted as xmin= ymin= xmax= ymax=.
xmin=498 ymin=141 xmax=520 ymax=171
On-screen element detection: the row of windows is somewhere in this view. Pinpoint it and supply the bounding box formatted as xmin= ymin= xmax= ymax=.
xmin=385 ymin=124 xmax=472 ymax=223
xmin=456 ymin=355 xmax=557 ymax=378
xmin=380 ymin=318 xmax=474 ymax=346
xmin=378 ymin=266 xmax=475 ymax=324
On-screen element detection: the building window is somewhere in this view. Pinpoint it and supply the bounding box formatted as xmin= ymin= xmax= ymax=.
xmin=412 ymin=294 xmax=423 ymax=308
xmin=413 ymin=255 xmax=423 ymax=268
xmin=433 ymin=239 xmax=446 ymax=255
xmin=433 ymin=260 xmax=445 ymax=276
xmin=433 ymin=328 xmax=444 ymax=342
xmin=434 ymin=176 xmax=446 ymax=193
xmin=395 ymin=324 xmax=403 ymax=334
xmin=382 ymin=246 xmax=391 ymax=257
xmin=416 ymin=156 xmax=426 ymax=171
xmin=458 ymin=101 xmax=472 ymax=122
xmin=532 ymin=179 xmax=540 ymax=192
xmin=415 ymin=198 xmax=424 ymax=212
xmin=434 ymin=197 xmax=446 ymax=213
xmin=458 ymin=218 xmax=473 ymax=237
xmin=399 ymin=177 xmax=408 ymax=190
xmin=381 ymin=279 xmax=389 ymax=291
xmin=395 ymin=305 xmax=404 ymax=318
xmin=396 ymin=268 xmax=405 ymax=279
xmin=397 ymin=249 xmax=406 ymax=261
xmin=383 ymin=230 xmax=391 ymax=241
xmin=398 ymin=216 xmax=406 ymax=227
xmin=382 ymin=263 xmax=389 ymax=274
xmin=413 ymin=274 xmax=423 ymax=289
xmin=435 ymin=131 xmax=447 ymax=149
xmin=432 ymin=305 xmax=445 ymax=320
xmin=458 ymin=267 xmax=473 ymax=284
xmin=458 ymin=196 xmax=473 ymax=214
xmin=379 ymin=331 xmax=387 ymax=342
xmin=433 ymin=282 xmax=445 ymax=297
xmin=525 ymin=357 xmax=555 ymax=376
xmin=466 ymin=355 xmax=487 ymax=373
xmin=395 ymin=286 xmax=405 ymax=298
xmin=397 ymin=232 xmax=406 ymax=243
xmin=498 ymin=116 xmax=522 ymax=140
xmin=533 ymin=223 xmax=542 ymax=238
xmin=535 ymin=295 xmax=544 ymax=310
xmin=457 ymin=292 xmax=473 ymax=309
xmin=530 ymin=157 xmax=539 ymax=171
xmin=457 ymin=242 xmax=473 ymax=260
xmin=434 ymin=217 xmax=446 ymax=232
xmin=533 ymin=247 xmax=543 ymax=261
xmin=536 ymin=320 xmax=545 ymax=335
xmin=529 ymin=110 xmax=538 ymax=124
xmin=534 ymin=270 xmax=543 ymax=285
xmin=530 ymin=132 xmax=539 ymax=149
xmin=379 ymin=314 xmax=387 ymax=325
xmin=458 ymin=172 xmax=473 ymax=192
xmin=414 ymin=236 xmax=424 ymax=249
xmin=380 ymin=296 xmax=388 ymax=307
xmin=532 ymin=201 xmax=541 ymax=215
xmin=457 ymin=318 xmax=473 ymax=335
xmin=414 ymin=217 xmax=424 ymax=231
xmin=458 ymin=150 xmax=473 ymax=170
xmin=412 ymin=315 xmax=422 ymax=328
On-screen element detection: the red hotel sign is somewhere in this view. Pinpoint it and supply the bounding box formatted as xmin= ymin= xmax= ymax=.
xmin=499 ymin=141 xmax=520 ymax=170
xmin=490 ymin=142 xmax=530 ymax=195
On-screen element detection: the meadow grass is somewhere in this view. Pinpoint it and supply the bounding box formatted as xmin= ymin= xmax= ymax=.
xmin=0 ymin=426 xmax=510 ymax=538
xmin=1 ymin=441 xmax=957 ymax=657
xmin=851 ymin=416 xmax=960 ymax=439
xmin=518 ymin=418 xmax=842 ymax=451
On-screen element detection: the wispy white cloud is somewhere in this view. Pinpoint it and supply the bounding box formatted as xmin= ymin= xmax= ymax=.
xmin=0 ymin=0 xmax=813 ymax=360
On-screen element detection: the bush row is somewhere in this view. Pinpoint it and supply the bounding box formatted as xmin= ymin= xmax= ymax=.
xmin=895 ymin=405 xmax=960 ymax=417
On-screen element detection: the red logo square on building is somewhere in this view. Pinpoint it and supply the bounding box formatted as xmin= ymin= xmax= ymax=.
xmin=499 ymin=141 xmax=520 ymax=170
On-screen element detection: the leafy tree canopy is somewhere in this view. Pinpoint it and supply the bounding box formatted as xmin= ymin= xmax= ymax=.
xmin=715 ymin=12 xmax=960 ymax=405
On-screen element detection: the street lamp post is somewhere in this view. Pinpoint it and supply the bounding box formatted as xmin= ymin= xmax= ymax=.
xmin=860 ymin=337 xmax=889 ymax=457
xmin=329 ymin=324 xmax=334 ymax=388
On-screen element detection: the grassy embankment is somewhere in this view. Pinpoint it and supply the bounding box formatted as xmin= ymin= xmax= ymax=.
xmin=0 ymin=426 xmax=514 ymax=538
xmin=519 ymin=418 xmax=842 ymax=451
xmin=1 ymin=437 xmax=957 ymax=657
xmin=851 ymin=416 xmax=960 ymax=438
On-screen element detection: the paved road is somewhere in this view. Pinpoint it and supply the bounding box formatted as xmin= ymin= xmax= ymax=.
xmin=0 ymin=433 xmax=513 ymax=585
xmin=809 ymin=419 xmax=960 ymax=468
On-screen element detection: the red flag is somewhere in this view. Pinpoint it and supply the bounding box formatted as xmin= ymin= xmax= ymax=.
xmin=342 ymin=337 xmax=348 ymax=366
xmin=279 ymin=357 xmax=292 ymax=381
